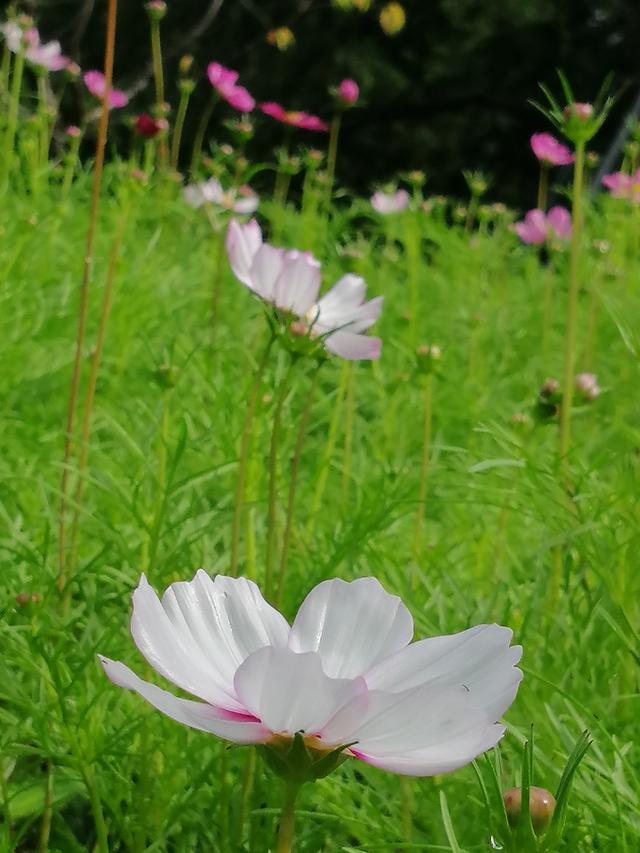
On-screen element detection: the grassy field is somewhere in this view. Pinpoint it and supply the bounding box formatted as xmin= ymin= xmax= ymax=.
xmin=1 ymin=146 xmax=640 ymax=853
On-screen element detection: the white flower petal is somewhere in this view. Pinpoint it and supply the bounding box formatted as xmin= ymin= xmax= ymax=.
xmin=226 ymin=218 xmax=263 ymax=287
xmin=234 ymin=195 xmax=260 ymax=214
xmin=288 ymin=578 xmax=412 ymax=679
xmin=99 ymin=656 xmax=270 ymax=743
xmin=183 ymin=184 xmax=205 ymax=208
xmin=315 ymin=274 xmax=367 ymax=322
xmin=324 ymin=682 xmax=502 ymax=776
xmin=131 ymin=572 xmax=289 ymax=712
xmin=365 ymin=624 xmax=523 ymax=721
xmin=249 ymin=243 xmax=286 ymax=302
xmin=273 ymin=251 xmax=321 ymax=314
xmin=201 ymin=178 xmax=224 ymax=204
xmin=323 ymin=330 xmax=381 ymax=360
xmin=234 ymin=646 xmax=366 ymax=736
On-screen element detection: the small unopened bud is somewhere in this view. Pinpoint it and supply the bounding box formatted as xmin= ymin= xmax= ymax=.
xmin=336 ymin=78 xmax=359 ymax=107
xmin=145 ymin=0 xmax=167 ymax=21
xmin=540 ymin=377 xmax=561 ymax=402
xmin=406 ymin=169 xmax=426 ymax=187
xmin=154 ymin=363 xmax=179 ymax=389
xmin=415 ymin=343 xmax=441 ymax=374
xmin=564 ymin=102 xmax=593 ymax=121
xmin=592 ymin=239 xmax=610 ymax=254
xmin=219 ymin=143 xmax=234 ymax=157
xmin=266 ymin=26 xmax=295 ymax=50
xmin=179 ymin=54 xmax=194 ymax=76
xmin=585 ymin=150 xmax=599 ymax=168
xmin=178 ymin=78 xmax=195 ymax=96
xmin=379 ymin=2 xmax=406 ymax=35
xmin=491 ymin=202 xmax=508 ymax=216
xmin=574 ymin=372 xmax=600 ymax=402
xmin=452 ymin=204 xmax=467 ymax=223
xmin=64 ymin=61 xmax=81 ymax=80
xmin=15 ymin=591 xmax=42 ymax=606
xmin=65 ymin=125 xmax=81 ymax=138
xmin=504 ymin=786 xmax=556 ymax=834
xmin=133 ymin=113 xmax=168 ymax=138
xmin=510 ymin=411 xmax=531 ymax=427
xmin=290 ymin=320 xmax=310 ymax=337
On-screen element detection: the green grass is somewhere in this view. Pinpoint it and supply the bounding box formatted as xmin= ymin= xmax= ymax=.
xmin=1 ymin=160 xmax=639 ymax=852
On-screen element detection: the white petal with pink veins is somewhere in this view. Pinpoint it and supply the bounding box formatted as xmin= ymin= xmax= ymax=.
xmin=365 ymin=623 xmax=523 ymax=721
xmin=288 ymin=578 xmax=412 ymax=679
xmin=234 ymin=647 xmax=366 ymax=736
xmin=225 ymin=219 xmax=262 ymax=287
xmin=99 ymin=657 xmax=270 ymax=743
xmin=131 ymin=572 xmax=289 ymax=712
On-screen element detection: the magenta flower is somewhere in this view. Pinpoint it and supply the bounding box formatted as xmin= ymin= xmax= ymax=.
xmin=337 ymin=78 xmax=359 ymax=107
xmin=514 ymin=207 xmax=572 ymax=245
xmin=602 ymin=170 xmax=640 ymax=203
xmin=259 ymin=102 xmax=329 ymax=132
xmin=530 ymin=133 xmax=574 ymax=167
xmin=371 ymin=189 xmax=410 ymax=214
xmin=84 ymin=70 xmax=128 ymax=108
xmin=100 ymin=573 xmax=522 ymax=777
xmin=207 ymin=62 xmax=255 ymax=112
xmin=226 ymin=219 xmax=382 ymax=360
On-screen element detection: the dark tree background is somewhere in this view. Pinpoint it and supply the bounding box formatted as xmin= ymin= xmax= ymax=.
xmin=19 ymin=0 xmax=640 ymax=204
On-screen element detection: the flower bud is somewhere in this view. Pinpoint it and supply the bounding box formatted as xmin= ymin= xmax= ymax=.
xmin=452 ymin=204 xmax=467 ymax=224
xmin=65 ymin=125 xmax=81 ymax=139
xmin=574 ymin=372 xmax=600 ymax=402
xmin=406 ymin=169 xmax=426 ymax=187
xmin=585 ymin=150 xmax=599 ymax=169
xmin=539 ymin=377 xmax=561 ymax=402
xmin=179 ymin=54 xmax=194 ymax=76
xmin=353 ymin=0 xmax=371 ymax=9
xmin=64 ymin=61 xmax=81 ymax=81
xmin=179 ymin=78 xmax=195 ymax=96
xmin=134 ymin=113 xmax=167 ymax=138
xmin=564 ymin=102 xmax=593 ymax=121
xmin=415 ymin=343 xmax=441 ymax=375
xmin=266 ymin=26 xmax=295 ymax=50
xmin=145 ymin=0 xmax=167 ymax=21
xmin=337 ymin=78 xmax=359 ymax=107
xmin=503 ymin=786 xmax=556 ymax=834
xmin=379 ymin=2 xmax=406 ymax=35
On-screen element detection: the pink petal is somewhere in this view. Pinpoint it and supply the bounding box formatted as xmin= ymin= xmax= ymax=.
xmin=323 ymin=330 xmax=382 ymax=360
xmin=226 ymin=218 xmax=263 ymax=287
xmin=272 ymin=250 xmax=321 ymax=315
xmin=547 ymin=205 xmax=572 ymax=240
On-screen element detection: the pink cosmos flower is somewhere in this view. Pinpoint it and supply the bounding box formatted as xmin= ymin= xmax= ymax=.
xmin=100 ymin=573 xmax=522 ymax=777
xmin=513 ymin=206 xmax=572 ymax=245
xmin=226 ymin=219 xmax=382 ymax=360
xmin=371 ymin=189 xmax=410 ymax=214
xmin=183 ymin=178 xmax=259 ymax=213
xmin=602 ymin=170 xmax=640 ymax=203
xmin=337 ymin=78 xmax=359 ymax=107
xmin=84 ymin=70 xmax=128 ymax=108
xmin=530 ymin=132 xmax=574 ymax=167
xmin=259 ymin=102 xmax=329 ymax=132
xmin=207 ymin=62 xmax=255 ymax=112
xmin=2 ymin=24 xmax=69 ymax=70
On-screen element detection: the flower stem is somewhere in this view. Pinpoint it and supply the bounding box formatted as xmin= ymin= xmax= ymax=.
xmin=276 ymin=783 xmax=300 ymax=853
xmin=36 ymin=760 xmax=53 ymax=853
xmin=171 ymin=87 xmax=191 ymax=169
xmin=537 ymin=164 xmax=549 ymax=210
xmin=559 ymin=141 xmax=585 ymax=465
xmin=341 ymin=362 xmax=355 ymax=507
xmin=324 ymin=111 xmax=342 ymax=216
xmin=61 ymin=129 xmax=83 ymax=198
xmin=57 ymin=0 xmax=118 ymax=598
xmin=81 ymin=764 xmax=109 ymax=853
xmin=209 ymin=224 xmax=226 ymax=353
xmin=404 ymin=213 xmax=420 ymax=346
xmin=190 ymin=92 xmax=216 ymax=176
xmin=0 ymin=46 xmax=24 ymax=192
xmin=541 ymin=263 xmax=554 ymax=359
xmin=411 ymin=373 xmax=433 ymax=574
xmin=149 ymin=17 xmax=167 ymax=166
xmin=265 ymin=358 xmax=298 ymax=601
xmin=36 ymin=73 xmax=50 ymax=172
xmin=276 ymin=363 xmax=321 ymax=607
xmin=235 ymin=749 xmax=256 ymax=848
xmin=65 ymin=208 xmax=128 ymax=606
xmin=230 ymin=334 xmax=275 ymax=577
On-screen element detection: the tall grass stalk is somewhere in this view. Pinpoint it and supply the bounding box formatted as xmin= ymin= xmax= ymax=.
xmin=412 ymin=372 xmax=433 ymax=572
xmin=537 ymin=163 xmax=549 ymax=210
xmin=148 ymin=12 xmax=167 ymax=165
xmin=0 ymin=45 xmax=24 ymax=192
xmin=324 ymin=112 xmax=341 ymax=216
xmin=57 ymin=0 xmax=119 ymax=596
xmin=171 ymin=82 xmax=193 ymax=169
xmin=190 ymin=92 xmax=216 ymax=176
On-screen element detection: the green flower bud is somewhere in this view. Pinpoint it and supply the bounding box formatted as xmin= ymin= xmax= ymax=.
xmin=503 ymin=785 xmax=556 ymax=834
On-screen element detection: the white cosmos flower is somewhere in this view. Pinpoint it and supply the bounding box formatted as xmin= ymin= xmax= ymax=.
xmin=100 ymin=573 xmax=523 ymax=777
xmin=226 ymin=219 xmax=383 ymax=360
xmin=183 ymin=178 xmax=259 ymax=214
xmin=371 ymin=189 xmax=410 ymax=214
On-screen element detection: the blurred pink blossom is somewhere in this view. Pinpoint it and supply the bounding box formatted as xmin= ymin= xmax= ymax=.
xmin=259 ymin=102 xmax=329 ymax=132
xmin=371 ymin=189 xmax=410 ymax=214
xmin=530 ymin=133 xmax=574 ymax=167
xmin=2 ymin=23 xmax=69 ymax=70
xmin=83 ymin=70 xmax=129 ymax=108
xmin=226 ymin=219 xmax=382 ymax=360
xmin=337 ymin=78 xmax=359 ymax=106
xmin=207 ymin=62 xmax=255 ymax=112
xmin=184 ymin=178 xmax=259 ymax=213
xmin=513 ymin=206 xmax=572 ymax=245
xmin=602 ymin=170 xmax=640 ymax=203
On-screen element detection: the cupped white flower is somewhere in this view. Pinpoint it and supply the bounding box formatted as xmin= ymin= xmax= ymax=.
xmin=184 ymin=178 xmax=259 ymax=213
xmin=101 ymin=573 xmax=522 ymax=777
xmin=225 ymin=220 xmax=382 ymax=361
xmin=371 ymin=189 xmax=410 ymax=214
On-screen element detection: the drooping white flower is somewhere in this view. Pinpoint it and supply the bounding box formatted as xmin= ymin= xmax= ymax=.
xmin=183 ymin=178 xmax=259 ymax=214
xmin=226 ymin=219 xmax=383 ymax=360
xmin=100 ymin=573 xmax=522 ymax=777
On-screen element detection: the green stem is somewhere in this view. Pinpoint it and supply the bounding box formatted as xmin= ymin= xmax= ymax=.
xmin=190 ymin=92 xmax=216 ymax=176
xmin=537 ymin=164 xmax=549 ymax=211
xmin=276 ymin=363 xmax=321 ymax=607
xmin=341 ymin=362 xmax=355 ymax=507
xmin=81 ymin=764 xmax=109 ymax=853
xmin=541 ymin=262 xmax=554 ymax=359
xmin=276 ymin=784 xmax=300 ymax=853
xmin=324 ymin=111 xmax=341 ymax=216
xmin=400 ymin=777 xmax=413 ymax=842
xmin=404 ymin=213 xmax=420 ymax=346
xmin=209 ymin=223 xmax=226 ymax=352
xmin=583 ymin=279 xmax=599 ymax=371
xmin=170 ymin=87 xmax=191 ymax=169
xmin=411 ymin=373 xmax=433 ymax=571
xmin=36 ymin=760 xmax=53 ymax=853
xmin=559 ymin=141 xmax=585 ymax=465
xmin=235 ymin=750 xmax=256 ymax=848
xmin=0 ymin=46 xmax=24 ymax=192
xmin=36 ymin=73 xmax=49 ymax=172
xmin=230 ymin=334 xmax=275 ymax=576
xmin=57 ymin=0 xmax=118 ymax=598
xmin=0 ymin=42 xmax=11 ymax=105
xmin=147 ymin=387 xmax=171 ymax=577
xmin=61 ymin=131 xmax=83 ymax=198
xmin=265 ymin=359 xmax=298 ymax=600
xmin=149 ymin=18 xmax=167 ymax=166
